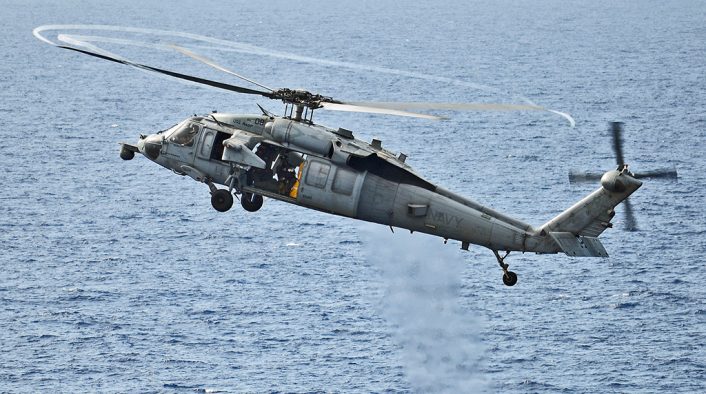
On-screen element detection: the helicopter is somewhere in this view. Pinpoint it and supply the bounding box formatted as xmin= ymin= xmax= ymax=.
xmin=35 ymin=28 xmax=643 ymax=286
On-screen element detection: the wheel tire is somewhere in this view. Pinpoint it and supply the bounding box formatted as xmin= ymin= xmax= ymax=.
xmin=503 ymin=271 xmax=518 ymax=287
xmin=211 ymin=189 xmax=233 ymax=212
xmin=241 ymin=192 xmax=263 ymax=212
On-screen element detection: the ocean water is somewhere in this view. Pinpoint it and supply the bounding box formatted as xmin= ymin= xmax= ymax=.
xmin=2 ymin=0 xmax=705 ymax=392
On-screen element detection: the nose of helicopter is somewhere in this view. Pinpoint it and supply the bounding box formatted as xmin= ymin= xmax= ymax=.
xmin=137 ymin=134 xmax=162 ymax=160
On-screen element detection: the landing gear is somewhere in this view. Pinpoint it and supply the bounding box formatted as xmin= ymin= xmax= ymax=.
xmin=206 ymin=172 xmax=261 ymax=213
xmin=241 ymin=192 xmax=263 ymax=212
xmin=493 ymin=250 xmax=518 ymax=287
xmin=503 ymin=271 xmax=518 ymax=287
xmin=211 ymin=189 xmax=233 ymax=212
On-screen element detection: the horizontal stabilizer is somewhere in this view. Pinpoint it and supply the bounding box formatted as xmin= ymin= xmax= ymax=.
xmin=549 ymin=232 xmax=608 ymax=257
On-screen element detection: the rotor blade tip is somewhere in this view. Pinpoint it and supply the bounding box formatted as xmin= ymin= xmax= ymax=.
xmin=547 ymin=109 xmax=575 ymax=127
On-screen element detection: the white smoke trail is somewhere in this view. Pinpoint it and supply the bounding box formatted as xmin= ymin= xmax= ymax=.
xmin=361 ymin=225 xmax=485 ymax=393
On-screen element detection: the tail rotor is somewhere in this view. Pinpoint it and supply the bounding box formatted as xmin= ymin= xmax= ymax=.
xmin=569 ymin=122 xmax=678 ymax=231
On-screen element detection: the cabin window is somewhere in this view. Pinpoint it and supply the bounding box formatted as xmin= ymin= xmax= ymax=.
xmin=332 ymin=168 xmax=357 ymax=195
xmin=305 ymin=161 xmax=330 ymax=189
xmin=200 ymin=130 xmax=215 ymax=157
xmin=169 ymin=122 xmax=200 ymax=146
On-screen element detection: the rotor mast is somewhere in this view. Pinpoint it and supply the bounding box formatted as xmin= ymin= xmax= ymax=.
xmin=284 ymin=103 xmax=308 ymax=122
xmin=275 ymin=88 xmax=331 ymax=123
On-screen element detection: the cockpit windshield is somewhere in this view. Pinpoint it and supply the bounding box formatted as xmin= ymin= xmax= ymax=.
xmin=167 ymin=121 xmax=200 ymax=147
xmin=157 ymin=123 xmax=175 ymax=135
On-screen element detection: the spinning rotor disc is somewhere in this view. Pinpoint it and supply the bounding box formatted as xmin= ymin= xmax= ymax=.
xmin=33 ymin=24 xmax=576 ymax=124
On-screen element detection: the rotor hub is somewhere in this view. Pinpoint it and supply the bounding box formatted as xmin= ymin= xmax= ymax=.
xmin=271 ymin=88 xmax=337 ymax=110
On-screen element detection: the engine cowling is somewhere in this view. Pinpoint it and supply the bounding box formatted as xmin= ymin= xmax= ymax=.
xmin=266 ymin=119 xmax=334 ymax=158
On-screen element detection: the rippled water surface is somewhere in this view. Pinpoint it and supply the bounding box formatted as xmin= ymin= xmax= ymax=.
xmin=2 ymin=0 xmax=705 ymax=392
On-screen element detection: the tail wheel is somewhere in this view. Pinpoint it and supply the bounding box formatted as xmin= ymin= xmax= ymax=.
xmin=241 ymin=192 xmax=263 ymax=212
xmin=493 ymin=250 xmax=518 ymax=287
xmin=502 ymin=271 xmax=518 ymax=287
xmin=211 ymin=189 xmax=233 ymax=212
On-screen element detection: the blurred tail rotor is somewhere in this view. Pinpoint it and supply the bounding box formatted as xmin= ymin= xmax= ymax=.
xmin=569 ymin=122 xmax=678 ymax=231
xmin=611 ymin=121 xmax=626 ymax=168
xmin=623 ymin=198 xmax=638 ymax=232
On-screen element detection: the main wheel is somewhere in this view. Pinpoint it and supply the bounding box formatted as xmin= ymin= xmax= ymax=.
xmin=211 ymin=189 xmax=233 ymax=212
xmin=503 ymin=271 xmax=518 ymax=287
xmin=241 ymin=192 xmax=264 ymax=212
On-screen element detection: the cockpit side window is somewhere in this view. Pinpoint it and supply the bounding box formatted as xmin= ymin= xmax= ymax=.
xmin=169 ymin=122 xmax=200 ymax=146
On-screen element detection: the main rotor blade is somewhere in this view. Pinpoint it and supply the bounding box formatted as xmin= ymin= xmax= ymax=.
xmin=319 ymin=102 xmax=443 ymax=120
xmin=344 ymin=101 xmax=545 ymax=112
xmin=611 ymin=122 xmax=626 ymax=166
xmin=632 ymin=168 xmax=678 ymax=180
xmin=169 ymin=44 xmax=275 ymax=92
xmin=320 ymin=100 xmax=551 ymax=121
xmin=35 ymin=25 xmax=577 ymax=125
xmin=55 ymin=45 xmax=275 ymax=98
xmin=623 ymin=198 xmax=638 ymax=231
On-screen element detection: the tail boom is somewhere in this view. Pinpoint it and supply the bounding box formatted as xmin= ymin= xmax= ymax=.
xmin=537 ymin=169 xmax=642 ymax=257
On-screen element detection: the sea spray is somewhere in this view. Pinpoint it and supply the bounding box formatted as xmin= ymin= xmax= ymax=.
xmin=361 ymin=224 xmax=485 ymax=393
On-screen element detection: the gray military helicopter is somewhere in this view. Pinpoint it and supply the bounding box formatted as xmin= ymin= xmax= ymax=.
xmin=45 ymin=41 xmax=643 ymax=287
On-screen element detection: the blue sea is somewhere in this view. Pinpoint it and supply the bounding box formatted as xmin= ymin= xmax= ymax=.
xmin=2 ymin=0 xmax=705 ymax=392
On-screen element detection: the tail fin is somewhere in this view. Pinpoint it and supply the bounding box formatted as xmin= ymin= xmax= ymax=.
xmin=540 ymin=169 xmax=642 ymax=257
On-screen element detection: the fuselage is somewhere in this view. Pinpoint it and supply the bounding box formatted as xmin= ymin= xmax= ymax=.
xmin=134 ymin=113 xmax=554 ymax=254
xmin=132 ymin=112 xmax=641 ymax=257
